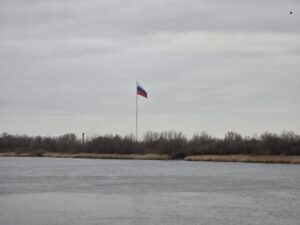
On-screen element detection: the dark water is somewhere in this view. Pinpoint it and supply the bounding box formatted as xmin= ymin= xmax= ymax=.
xmin=0 ymin=157 xmax=299 ymax=225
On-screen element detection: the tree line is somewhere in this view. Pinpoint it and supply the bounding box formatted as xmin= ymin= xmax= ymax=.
xmin=0 ymin=131 xmax=299 ymax=158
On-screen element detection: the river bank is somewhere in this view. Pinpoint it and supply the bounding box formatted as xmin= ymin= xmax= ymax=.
xmin=184 ymin=155 xmax=300 ymax=164
xmin=0 ymin=152 xmax=169 ymax=160
xmin=1 ymin=152 xmax=300 ymax=164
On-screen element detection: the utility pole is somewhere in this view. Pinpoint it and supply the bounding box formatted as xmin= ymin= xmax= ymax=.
xmin=82 ymin=132 xmax=85 ymax=144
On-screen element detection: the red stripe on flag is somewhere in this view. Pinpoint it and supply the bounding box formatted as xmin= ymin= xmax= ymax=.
xmin=137 ymin=90 xmax=147 ymax=98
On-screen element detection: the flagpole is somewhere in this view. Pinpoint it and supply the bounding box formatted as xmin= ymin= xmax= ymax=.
xmin=136 ymin=81 xmax=138 ymax=142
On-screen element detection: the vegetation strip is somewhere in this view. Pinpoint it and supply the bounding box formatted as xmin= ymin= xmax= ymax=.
xmin=1 ymin=152 xmax=300 ymax=164
xmin=0 ymin=152 xmax=169 ymax=160
xmin=184 ymin=155 xmax=300 ymax=164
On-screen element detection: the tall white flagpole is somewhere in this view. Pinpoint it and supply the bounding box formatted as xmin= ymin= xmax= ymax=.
xmin=136 ymin=81 xmax=138 ymax=142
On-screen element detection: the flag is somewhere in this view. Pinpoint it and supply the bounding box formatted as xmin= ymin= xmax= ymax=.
xmin=137 ymin=82 xmax=147 ymax=98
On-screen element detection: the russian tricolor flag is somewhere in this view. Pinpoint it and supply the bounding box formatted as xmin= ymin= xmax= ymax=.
xmin=137 ymin=82 xmax=147 ymax=98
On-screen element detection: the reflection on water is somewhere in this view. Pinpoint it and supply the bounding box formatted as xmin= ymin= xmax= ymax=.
xmin=0 ymin=157 xmax=299 ymax=225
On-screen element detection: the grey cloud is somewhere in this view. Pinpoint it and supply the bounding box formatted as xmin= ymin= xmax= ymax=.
xmin=0 ymin=0 xmax=299 ymax=137
xmin=1 ymin=0 xmax=299 ymax=42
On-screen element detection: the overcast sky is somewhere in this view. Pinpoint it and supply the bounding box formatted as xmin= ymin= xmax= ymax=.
xmin=0 ymin=0 xmax=299 ymax=138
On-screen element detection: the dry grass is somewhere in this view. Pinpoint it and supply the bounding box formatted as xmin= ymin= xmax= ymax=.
xmin=0 ymin=152 xmax=32 ymax=157
xmin=184 ymin=155 xmax=300 ymax=164
xmin=0 ymin=152 xmax=169 ymax=160
xmin=42 ymin=152 xmax=170 ymax=160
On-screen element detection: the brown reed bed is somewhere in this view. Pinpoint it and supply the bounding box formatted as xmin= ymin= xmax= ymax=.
xmin=0 ymin=152 xmax=169 ymax=160
xmin=43 ymin=152 xmax=170 ymax=160
xmin=184 ymin=155 xmax=300 ymax=164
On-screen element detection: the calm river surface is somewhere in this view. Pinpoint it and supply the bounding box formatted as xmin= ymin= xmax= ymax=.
xmin=0 ymin=157 xmax=299 ymax=225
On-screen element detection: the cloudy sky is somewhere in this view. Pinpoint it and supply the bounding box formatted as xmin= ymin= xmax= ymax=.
xmin=0 ymin=0 xmax=299 ymax=138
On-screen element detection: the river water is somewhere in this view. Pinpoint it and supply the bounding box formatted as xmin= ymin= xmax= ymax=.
xmin=0 ymin=157 xmax=299 ymax=225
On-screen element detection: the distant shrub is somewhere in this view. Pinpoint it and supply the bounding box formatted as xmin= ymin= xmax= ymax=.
xmin=31 ymin=149 xmax=46 ymax=157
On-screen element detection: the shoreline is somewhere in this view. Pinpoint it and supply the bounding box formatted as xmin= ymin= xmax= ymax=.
xmin=0 ymin=152 xmax=170 ymax=160
xmin=0 ymin=152 xmax=300 ymax=164
xmin=184 ymin=155 xmax=300 ymax=164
